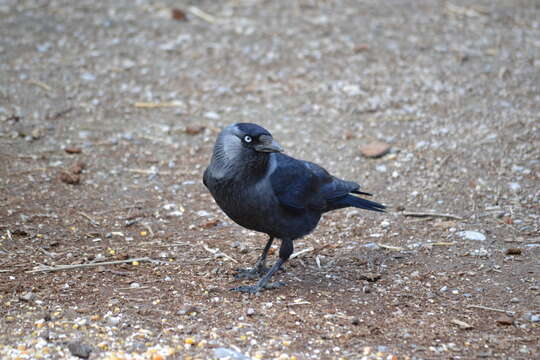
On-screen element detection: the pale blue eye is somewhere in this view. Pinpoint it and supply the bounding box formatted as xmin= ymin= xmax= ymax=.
xmin=244 ymin=135 xmax=252 ymax=143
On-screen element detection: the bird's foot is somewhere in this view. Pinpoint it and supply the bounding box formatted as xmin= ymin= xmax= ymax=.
xmin=230 ymin=281 xmax=285 ymax=294
xmin=234 ymin=266 xmax=269 ymax=280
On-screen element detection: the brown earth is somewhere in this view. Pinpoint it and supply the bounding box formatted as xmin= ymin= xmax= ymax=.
xmin=0 ymin=0 xmax=539 ymax=359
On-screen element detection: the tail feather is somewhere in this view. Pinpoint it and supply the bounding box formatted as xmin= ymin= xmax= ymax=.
xmin=326 ymin=194 xmax=386 ymax=213
xmin=351 ymin=189 xmax=373 ymax=196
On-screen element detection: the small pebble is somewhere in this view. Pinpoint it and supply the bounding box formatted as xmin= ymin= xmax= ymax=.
xmin=496 ymin=314 xmax=514 ymax=326
xmin=19 ymin=292 xmax=36 ymax=302
xmin=505 ymin=248 xmax=522 ymax=255
xmin=67 ymin=341 xmax=93 ymax=359
xmin=204 ymin=111 xmax=220 ymax=120
xmin=81 ymin=73 xmax=96 ymax=81
xmin=359 ymin=141 xmax=391 ymax=158
xmin=213 ymin=347 xmax=251 ymax=360
xmin=108 ymin=316 xmax=121 ymax=325
xmin=457 ymin=231 xmax=486 ymax=241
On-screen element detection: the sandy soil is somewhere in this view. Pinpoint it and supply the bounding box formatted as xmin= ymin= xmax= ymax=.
xmin=0 ymin=0 xmax=539 ymax=359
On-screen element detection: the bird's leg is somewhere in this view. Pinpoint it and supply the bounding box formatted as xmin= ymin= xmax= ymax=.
xmin=232 ymin=238 xmax=293 ymax=294
xmin=235 ymin=236 xmax=274 ymax=280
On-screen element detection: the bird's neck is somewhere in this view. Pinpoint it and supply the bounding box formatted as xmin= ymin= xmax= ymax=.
xmin=241 ymin=153 xmax=270 ymax=179
xmin=210 ymin=152 xmax=270 ymax=182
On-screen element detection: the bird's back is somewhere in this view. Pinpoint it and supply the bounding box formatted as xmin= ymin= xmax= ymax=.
xmin=204 ymin=151 xmax=384 ymax=240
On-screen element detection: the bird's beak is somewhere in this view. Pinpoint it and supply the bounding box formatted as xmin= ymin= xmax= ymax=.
xmin=254 ymin=136 xmax=284 ymax=153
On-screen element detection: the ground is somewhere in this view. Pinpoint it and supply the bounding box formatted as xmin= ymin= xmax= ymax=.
xmin=0 ymin=0 xmax=539 ymax=359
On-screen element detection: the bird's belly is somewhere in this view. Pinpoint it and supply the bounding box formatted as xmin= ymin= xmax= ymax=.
xmin=216 ymin=197 xmax=319 ymax=239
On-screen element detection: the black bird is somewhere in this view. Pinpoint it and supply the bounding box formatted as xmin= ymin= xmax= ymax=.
xmin=203 ymin=123 xmax=385 ymax=293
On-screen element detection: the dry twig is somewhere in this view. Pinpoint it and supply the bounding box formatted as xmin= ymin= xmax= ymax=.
xmin=202 ymin=243 xmax=238 ymax=263
xmin=125 ymin=168 xmax=172 ymax=176
xmin=27 ymin=79 xmax=52 ymax=92
xmin=377 ymin=243 xmax=404 ymax=251
xmin=188 ymin=6 xmax=218 ymax=23
xmin=402 ymin=211 xmax=463 ymax=220
xmin=287 ymin=300 xmax=311 ymax=306
xmin=134 ymin=101 xmax=185 ymax=108
xmin=467 ymin=304 xmax=513 ymax=314
xmin=79 ymin=212 xmax=100 ymax=227
xmin=290 ymin=246 xmax=314 ymax=259
xmin=27 ymin=257 xmax=157 ymax=273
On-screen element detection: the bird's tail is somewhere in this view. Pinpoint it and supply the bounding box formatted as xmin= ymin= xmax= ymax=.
xmin=327 ymin=194 xmax=386 ymax=213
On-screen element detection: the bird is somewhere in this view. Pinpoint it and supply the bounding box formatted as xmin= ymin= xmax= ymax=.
xmin=203 ymin=123 xmax=385 ymax=294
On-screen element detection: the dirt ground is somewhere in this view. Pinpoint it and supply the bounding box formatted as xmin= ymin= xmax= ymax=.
xmin=1 ymin=0 xmax=539 ymax=359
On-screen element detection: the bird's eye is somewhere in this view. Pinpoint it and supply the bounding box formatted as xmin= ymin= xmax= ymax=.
xmin=243 ymin=135 xmax=252 ymax=143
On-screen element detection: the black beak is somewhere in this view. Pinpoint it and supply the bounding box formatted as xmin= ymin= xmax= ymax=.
xmin=254 ymin=139 xmax=283 ymax=153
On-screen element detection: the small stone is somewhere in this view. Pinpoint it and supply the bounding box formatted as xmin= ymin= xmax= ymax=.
xmin=81 ymin=73 xmax=96 ymax=81
xmin=213 ymin=348 xmax=252 ymax=360
xmin=185 ymin=125 xmax=205 ymax=135
xmin=201 ymin=219 xmax=220 ymax=229
xmin=130 ymin=282 xmax=141 ymax=288
xmin=31 ymin=127 xmax=42 ymax=139
xmin=496 ymin=314 xmax=514 ymax=326
xmin=204 ymin=111 xmax=220 ymax=120
xmin=451 ymin=318 xmax=473 ymax=330
xmin=67 ymin=341 xmax=93 ymax=359
xmin=342 ymin=84 xmax=363 ymax=96
xmin=65 ymin=146 xmax=82 ymax=154
xmin=171 ymin=8 xmax=188 ymax=21
xmin=505 ymin=248 xmax=522 ymax=255
xmin=359 ymin=141 xmax=391 ymax=158
xmin=19 ymin=292 xmax=36 ymax=302
xmin=59 ymin=171 xmax=80 ymax=185
xmin=362 ymin=242 xmax=380 ymax=250
xmin=70 ymin=161 xmax=86 ymax=174
xmin=510 ymin=297 xmax=519 ymax=303
xmin=440 ymin=286 xmax=448 ymax=292
xmin=457 ymin=231 xmax=486 ymax=241
xmin=469 ymin=248 xmax=489 ymax=257
xmin=108 ymin=316 xmax=121 ymax=325
xmin=524 ymin=313 xmax=540 ymax=323
xmin=246 ymin=308 xmax=255 ymax=316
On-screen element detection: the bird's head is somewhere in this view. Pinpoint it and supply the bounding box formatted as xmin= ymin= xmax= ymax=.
xmin=215 ymin=123 xmax=283 ymax=161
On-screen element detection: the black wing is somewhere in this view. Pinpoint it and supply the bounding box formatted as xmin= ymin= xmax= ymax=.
xmin=269 ymin=154 xmax=359 ymax=211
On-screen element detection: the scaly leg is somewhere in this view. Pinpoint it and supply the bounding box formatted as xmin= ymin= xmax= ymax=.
xmin=234 ymin=236 xmax=274 ymax=279
xmin=232 ymin=238 xmax=293 ymax=294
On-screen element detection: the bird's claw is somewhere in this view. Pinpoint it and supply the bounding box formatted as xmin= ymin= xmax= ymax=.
xmin=230 ymin=281 xmax=285 ymax=294
xmin=230 ymin=285 xmax=261 ymax=294
xmin=234 ymin=266 xmax=269 ymax=280
xmin=264 ymin=281 xmax=285 ymax=290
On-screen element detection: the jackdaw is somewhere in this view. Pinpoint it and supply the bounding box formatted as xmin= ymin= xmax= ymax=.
xmin=203 ymin=123 xmax=385 ymax=293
